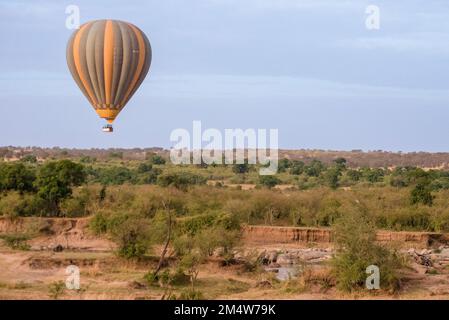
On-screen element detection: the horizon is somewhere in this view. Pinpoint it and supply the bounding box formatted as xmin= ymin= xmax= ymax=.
xmin=3 ymin=145 xmax=449 ymax=155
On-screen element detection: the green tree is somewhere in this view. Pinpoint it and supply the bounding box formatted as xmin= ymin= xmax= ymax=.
xmin=259 ymin=175 xmax=280 ymax=188
xmin=334 ymin=157 xmax=347 ymax=171
xmin=157 ymin=172 xmax=206 ymax=191
xmin=362 ymin=168 xmax=385 ymax=183
xmin=232 ymin=163 xmax=249 ymax=174
xmin=35 ymin=160 xmax=86 ymax=215
xmin=290 ymin=160 xmax=305 ymax=175
xmin=346 ymin=169 xmax=361 ymax=182
xmin=110 ymin=216 xmax=151 ymax=259
xmin=332 ymin=211 xmax=403 ymax=292
xmin=149 ymin=154 xmax=166 ymax=165
xmin=21 ymin=155 xmax=37 ymax=163
xmin=137 ymin=162 xmax=153 ymax=174
xmin=305 ymin=160 xmax=325 ymax=177
xmin=0 ymin=163 xmax=36 ymax=193
xmin=410 ymin=182 xmax=434 ymax=206
xmin=324 ymin=167 xmax=342 ymax=189
xmin=95 ymin=166 xmax=136 ymax=185
xmin=277 ymin=158 xmax=292 ymax=173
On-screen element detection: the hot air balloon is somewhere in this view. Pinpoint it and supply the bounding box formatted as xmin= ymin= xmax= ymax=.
xmin=66 ymin=20 xmax=151 ymax=132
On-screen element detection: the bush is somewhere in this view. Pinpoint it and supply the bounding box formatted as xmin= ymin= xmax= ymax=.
xmin=290 ymin=161 xmax=305 ymax=175
xmin=316 ymin=198 xmax=341 ymax=226
xmin=0 ymin=163 xmax=35 ymax=193
xmin=148 ymin=154 xmax=166 ymax=165
xmin=324 ymin=167 xmax=341 ymax=189
xmin=60 ymin=187 xmax=95 ymax=217
xmin=331 ymin=211 xmax=403 ymax=293
xmin=385 ymin=208 xmax=431 ymax=231
xmin=137 ymin=168 xmax=162 ymax=185
xmin=0 ymin=193 xmax=46 ymax=218
xmin=35 ymin=160 xmax=86 ymax=215
xmin=259 ymin=175 xmax=280 ymax=188
xmin=95 ymin=166 xmax=136 ymax=185
xmin=48 ymin=281 xmax=66 ymax=299
xmin=232 ymin=163 xmax=250 ymax=174
xmin=305 ymin=160 xmax=325 ymax=177
xmin=157 ymin=172 xmax=206 ymax=190
xmin=109 ymin=216 xmax=151 ymax=259
xmin=89 ymin=212 xmax=109 ymax=235
xmin=410 ymin=183 xmax=434 ymax=206
xmin=0 ymin=234 xmax=31 ymax=250
xmin=0 ymin=192 xmax=26 ymax=218
xmin=176 ymin=288 xmax=204 ymax=300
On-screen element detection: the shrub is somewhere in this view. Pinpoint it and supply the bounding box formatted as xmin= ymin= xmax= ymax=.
xmin=95 ymin=166 xmax=136 ymax=185
xmin=176 ymin=288 xmax=204 ymax=300
xmin=290 ymin=161 xmax=305 ymax=175
xmin=385 ymin=208 xmax=431 ymax=231
xmin=0 ymin=163 xmax=36 ymax=193
xmin=0 ymin=193 xmax=45 ymax=218
xmin=48 ymin=281 xmax=65 ymax=299
xmin=89 ymin=212 xmax=109 ymax=235
xmin=35 ymin=160 xmax=86 ymax=215
xmin=157 ymin=172 xmax=206 ymax=190
xmin=0 ymin=234 xmax=31 ymax=250
xmin=331 ymin=211 xmax=403 ymax=293
xmin=324 ymin=167 xmax=341 ymax=189
xmin=410 ymin=183 xmax=434 ymax=206
xmin=148 ymin=154 xmax=166 ymax=165
xmin=305 ymin=160 xmax=325 ymax=177
xmin=60 ymin=187 xmax=95 ymax=217
xmin=109 ymin=216 xmax=151 ymax=259
xmin=259 ymin=175 xmax=280 ymax=188
xmin=137 ymin=168 xmax=162 ymax=185
xmin=316 ymin=198 xmax=341 ymax=226
xmin=232 ymin=163 xmax=250 ymax=174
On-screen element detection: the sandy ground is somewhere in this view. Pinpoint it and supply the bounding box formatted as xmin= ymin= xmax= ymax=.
xmin=1 ymin=240 xmax=449 ymax=300
xmin=1 ymin=217 xmax=449 ymax=299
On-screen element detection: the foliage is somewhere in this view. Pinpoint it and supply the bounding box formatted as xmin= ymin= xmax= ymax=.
xmin=259 ymin=175 xmax=280 ymax=188
xmin=157 ymin=172 xmax=206 ymax=190
xmin=35 ymin=160 xmax=86 ymax=215
xmin=410 ymin=182 xmax=434 ymax=206
xmin=0 ymin=234 xmax=31 ymax=250
xmin=94 ymin=166 xmax=136 ymax=185
xmin=0 ymin=163 xmax=35 ymax=193
xmin=48 ymin=281 xmax=66 ymax=300
xmin=109 ymin=216 xmax=151 ymax=259
xmin=232 ymin=163 xmax=250 ymax=174
xmin=331 ymin=211 xmax=403 ymax=293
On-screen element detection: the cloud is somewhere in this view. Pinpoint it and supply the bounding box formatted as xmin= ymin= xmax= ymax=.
xmin=141 ymin=74 xmax=449 ymax=103
xmin=3 ymin=71 xmax=449 ymax=104
xmin=206 ymin=0 xmax=360 ymax=11
xmin=0 ymin=1 xmax=60 ymax=18
xmin=335 ymin=32 xmax=449 ymax=54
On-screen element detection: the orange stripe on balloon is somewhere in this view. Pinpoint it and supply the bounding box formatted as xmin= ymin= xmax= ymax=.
xmin=73 ymin=23 xmax=97 ymax=106
xmin=104 ymin=20 xmax=114 ymax=106
xmin=120 ymin=23 xmax=146 ymax=108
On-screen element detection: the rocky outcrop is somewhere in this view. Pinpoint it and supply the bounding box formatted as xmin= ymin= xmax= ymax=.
xmin=242 ymin=225 xmax=447 ymax=248
xmin=0 ymin=217 xmax=114 ymax=252
xmin=242 ymin=226 xmax=332 ymax=244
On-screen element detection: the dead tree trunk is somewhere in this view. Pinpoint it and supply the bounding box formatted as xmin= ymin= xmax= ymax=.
xmin=153 ymin=204 xmax=172 ymax=277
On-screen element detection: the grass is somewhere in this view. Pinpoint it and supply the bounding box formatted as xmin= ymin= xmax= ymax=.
xmin=0 ymin=234 xmax=31 ymax=251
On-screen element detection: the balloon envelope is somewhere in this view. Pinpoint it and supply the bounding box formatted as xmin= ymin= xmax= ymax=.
xmin=67 ymin=20 xmax=151 ymax=123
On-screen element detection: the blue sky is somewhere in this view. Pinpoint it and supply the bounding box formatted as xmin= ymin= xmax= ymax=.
xmin=1 ymin=0 xmax=449 ymax=151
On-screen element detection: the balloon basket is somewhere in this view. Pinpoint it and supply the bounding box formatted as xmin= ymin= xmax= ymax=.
xmin=102 ymin=124 xmax=113 ymax=133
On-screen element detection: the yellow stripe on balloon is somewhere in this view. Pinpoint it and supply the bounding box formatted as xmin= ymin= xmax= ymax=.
xmin=104 ymin=20 xmax=114 ymax=107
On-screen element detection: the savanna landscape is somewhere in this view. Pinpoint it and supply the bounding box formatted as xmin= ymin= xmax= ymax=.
xmin=2 ymin=147 xmax=449 ymax=300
